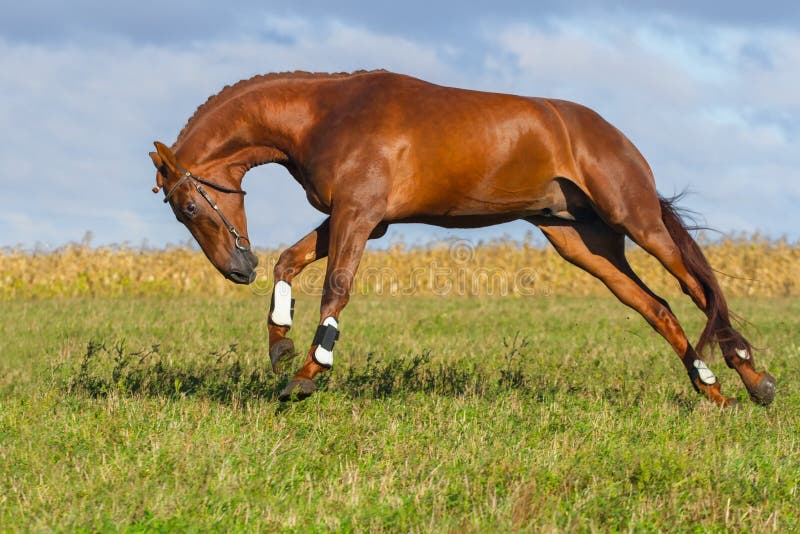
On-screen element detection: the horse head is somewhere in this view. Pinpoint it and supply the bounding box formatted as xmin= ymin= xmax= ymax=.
xmin=149 ymin=142 xmax=258 ymax=284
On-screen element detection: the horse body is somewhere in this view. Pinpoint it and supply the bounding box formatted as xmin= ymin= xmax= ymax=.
xmin=288 ymin=73 xmax=585 ymax=220
xmin=150 ymin=70 xmax=775 ymax=405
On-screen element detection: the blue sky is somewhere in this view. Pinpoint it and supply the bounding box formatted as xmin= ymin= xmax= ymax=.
xmin=2 ymin=1 xmax=799 ymax=249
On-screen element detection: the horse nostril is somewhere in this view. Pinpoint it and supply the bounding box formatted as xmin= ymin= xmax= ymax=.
xmin=248 ymin=252 xmax=259 ymax=268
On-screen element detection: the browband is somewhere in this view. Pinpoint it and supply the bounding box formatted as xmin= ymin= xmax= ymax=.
xmin=163 ymin=168 xmax=246 ymax=204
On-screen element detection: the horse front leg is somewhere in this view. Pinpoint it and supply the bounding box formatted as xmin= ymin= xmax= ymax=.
xmin=278 ymin=205 xmax=384 ymax=401
xmin=268 ymin=218 xmax=330 ymax=373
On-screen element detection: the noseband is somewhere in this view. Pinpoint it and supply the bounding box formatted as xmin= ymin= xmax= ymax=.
xmin=163 ymin=166 xmax=251 ymax=252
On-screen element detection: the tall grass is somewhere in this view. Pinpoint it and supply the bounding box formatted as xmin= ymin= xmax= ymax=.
xmin=2 ymin=295 xmax=798 ymax=531
xmin=2 ymin=236 xmax=797 ymax=299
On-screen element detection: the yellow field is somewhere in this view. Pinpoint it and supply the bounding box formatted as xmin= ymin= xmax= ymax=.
xmin=2 ymin=236 xmax=797 ymax=299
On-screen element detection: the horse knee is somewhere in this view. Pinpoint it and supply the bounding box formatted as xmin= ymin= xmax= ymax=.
xmin=274 ymin=249 xmax=300 ymax=280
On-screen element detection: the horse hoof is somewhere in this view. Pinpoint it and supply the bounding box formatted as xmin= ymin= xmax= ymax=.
xmin=278 ymin=378 xmax=316 ymax=402
xmin=749 ymin=372 xmax=776 ymax=406
xmin=269 ymin=338 xmax=296 ymax=374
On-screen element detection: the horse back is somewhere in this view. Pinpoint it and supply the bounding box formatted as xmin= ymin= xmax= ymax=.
xmin=305 ymin=72 xmax=644 ymax=220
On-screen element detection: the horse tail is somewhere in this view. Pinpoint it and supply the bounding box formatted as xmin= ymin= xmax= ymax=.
xmin=658 ymin=196 xmax=748 ymax=355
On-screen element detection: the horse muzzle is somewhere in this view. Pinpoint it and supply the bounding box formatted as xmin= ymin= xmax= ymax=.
xmin=227 ymin=269 xmax=257 ymax=284
xmin=226 ymin=250 xmax=259 ymax=284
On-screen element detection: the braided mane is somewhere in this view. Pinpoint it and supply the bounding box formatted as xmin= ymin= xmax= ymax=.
xmin=174 ymin=69 xmax=386 ymax=146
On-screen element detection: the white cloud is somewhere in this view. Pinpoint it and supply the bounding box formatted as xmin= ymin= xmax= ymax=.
xmin=483 ymin=16 xmax=800 ymax=238
xmin=1 ymin=12 xmax=799 ymax=249
xmin=0 ymin=21 xmax=460 ymax=248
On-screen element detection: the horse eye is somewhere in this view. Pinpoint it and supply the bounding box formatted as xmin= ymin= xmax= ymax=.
xmin=185 ymin=202 xmax=198 ymax=216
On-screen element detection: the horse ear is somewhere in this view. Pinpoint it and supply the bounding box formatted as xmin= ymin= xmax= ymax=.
xmin=149 ymin=151 xmax=163 ymax=170
xmin=149 ymin=145 xmax=170 ymax=194
xmin=153 ymin=141 xmax=180 ymax=174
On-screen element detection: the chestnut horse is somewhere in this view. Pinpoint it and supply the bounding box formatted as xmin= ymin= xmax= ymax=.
xmin=149 ymin=70 xmax=775 ymax=405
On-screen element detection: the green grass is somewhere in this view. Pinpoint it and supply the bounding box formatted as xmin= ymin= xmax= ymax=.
xmin=1 ymin=295 xmax=798 ymax=532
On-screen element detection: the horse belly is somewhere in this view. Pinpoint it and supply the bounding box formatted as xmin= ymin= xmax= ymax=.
xmin=386 ymin=139 xmax=571 ymax=220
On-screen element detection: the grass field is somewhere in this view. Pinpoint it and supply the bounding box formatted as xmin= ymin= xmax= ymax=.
xmin=1 ymin=293 xmax=798 ymax=531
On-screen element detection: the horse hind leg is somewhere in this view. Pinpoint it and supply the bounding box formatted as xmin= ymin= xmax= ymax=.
xmin=658 ymin=201 xmax=776 ymax=405
xmin=530 ymin=217 xmax=737 ymax=407
xmin=628 ymin=202 xmax=774 ymax=403
xmin=585 ymin=169 xmax=775 ymax=405
xmin=544 ymin=175 xmax=707 ymax=313
xmin=713 ymin=330 xmax=775 ymax=405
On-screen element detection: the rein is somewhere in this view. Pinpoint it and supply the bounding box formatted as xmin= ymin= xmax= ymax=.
xmin=163 ymin=166 xmax=251 ymax=252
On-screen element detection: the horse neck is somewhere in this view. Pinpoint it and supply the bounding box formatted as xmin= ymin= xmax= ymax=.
xmin=175 ymin=80 xmax=319 ymax=175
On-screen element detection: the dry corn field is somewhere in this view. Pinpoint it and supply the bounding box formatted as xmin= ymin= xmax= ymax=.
xmin=2 ymin=236 xmax=798 ymax=299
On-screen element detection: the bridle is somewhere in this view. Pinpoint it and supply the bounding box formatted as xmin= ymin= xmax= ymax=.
xmin=163 ymin=164 xmax=251 ymax=252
